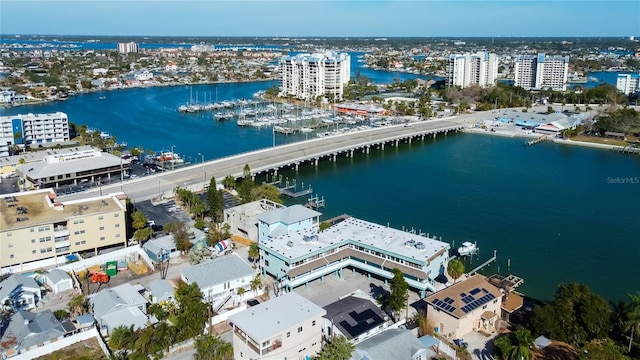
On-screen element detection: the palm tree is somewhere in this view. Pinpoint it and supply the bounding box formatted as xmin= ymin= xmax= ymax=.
xmin=248 ymin=242 xmax=259 ymax=265
xmin=447 ymin=259 xmax=465 ymax=283
xmin=250 ymin=275 xmax=262 ymax=296
xmin=628 ymin=292 xmax=640 ymax=353
xmin=67 ymin=294 xmax=86 ymax=316
xmin=509 ymin=328 xmax=535 ymax=360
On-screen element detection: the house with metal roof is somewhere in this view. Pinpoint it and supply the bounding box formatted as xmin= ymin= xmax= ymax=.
xmin=229 ymin=292 xmax=326 ymax=360
xmin=322 ymin=295 xmax=390 ymax=344
xmin=44 ymin=268 xmax=73 ymax=294
xmin=425 ymin=274 xmax=503 ymax=339
xmin=259 ymin=216 xmax=450 ymax=297
xmin=256 ymin=204 xmax=321 ymax=242
xmin=142 ymin=234 xmax=177 ymax=263
xmin=181 ymin=253 xmax=255 ymax=310
xmin=0 ymin=274 xmax=42 ymax=311
xmin=0 ymin=309 xmax=74 ymax=357
xmin=89 ymin=283 xmax=149 ymax=335
xmin=351 ymin=328 xmax=436 ymax=360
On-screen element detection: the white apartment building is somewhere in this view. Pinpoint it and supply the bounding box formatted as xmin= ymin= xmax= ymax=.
xmin=446 ymin=52 xmax=498 ymax=88
xmin=616 ymin=73 xmax=640 ymax=95
xmin=514 ymin=53 xmax=570 ymax=91
xmin=117 ymin=42 xmax=139 ymax=54
xmin=0 ymin=112 xmax=70 ymax=157
xmin=279 ymin=51 xmax=350 ymax=101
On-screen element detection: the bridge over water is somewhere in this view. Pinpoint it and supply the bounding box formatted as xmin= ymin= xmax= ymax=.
xmin=62 ymin=114 xmax=487 ymax=202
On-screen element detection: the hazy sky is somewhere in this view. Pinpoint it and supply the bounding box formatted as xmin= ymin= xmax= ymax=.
xmin=1 ymin=0 xmax=639 ymax=37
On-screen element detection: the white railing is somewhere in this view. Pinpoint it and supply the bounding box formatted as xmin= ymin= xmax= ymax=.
xmin=438 ymin=340 xmax=458 ymax=360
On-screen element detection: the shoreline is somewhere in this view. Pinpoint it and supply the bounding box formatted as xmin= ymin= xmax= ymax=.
xmin=463 ymin=127 xmax=632 ymax=152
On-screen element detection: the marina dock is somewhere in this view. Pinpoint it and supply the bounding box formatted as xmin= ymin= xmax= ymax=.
xmin=526 ymin=134 xmax=548 ymax=146
xmin=613 ymin=145 xmax=640 ymax=154
xmin=467 ymin=249 xmax=497 ymax=275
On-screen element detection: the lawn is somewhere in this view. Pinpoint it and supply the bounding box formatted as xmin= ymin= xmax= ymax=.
xmin=34 ymin=337 xmax=108 ymax=360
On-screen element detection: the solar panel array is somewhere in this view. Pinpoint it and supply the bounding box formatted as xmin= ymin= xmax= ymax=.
xmin=431 ymin=298 xmax=456 ymax=313
xmin=461 ymin=292 xmax=496 ymax=313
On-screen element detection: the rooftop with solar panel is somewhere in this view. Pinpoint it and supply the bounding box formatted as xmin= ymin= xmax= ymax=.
xmin=425 ymin=274 xmax=503 ymax=319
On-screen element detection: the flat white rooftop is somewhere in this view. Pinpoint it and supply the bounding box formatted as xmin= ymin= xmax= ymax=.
xmin=263 ymin=217 xmax=449 ymax=263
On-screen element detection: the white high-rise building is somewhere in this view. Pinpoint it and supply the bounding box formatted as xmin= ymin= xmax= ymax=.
xmin=616 ymin=73 xmax=640 ymax=95
xmin=117 ymin=42 xmax=139 ymax=54
xmin=514 ymin=53 xmax=570 ymax=91
xmin=0 ymin=112 xmax=70 ymax=157
xmin=446 ymin=52 xmax=498 ymax=88
xmin=279 ymin=51 xmax=350 ymax=101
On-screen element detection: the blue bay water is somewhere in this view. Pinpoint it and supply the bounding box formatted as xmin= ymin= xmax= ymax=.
xmin=2 ymin=80 xmax=639 ymax=302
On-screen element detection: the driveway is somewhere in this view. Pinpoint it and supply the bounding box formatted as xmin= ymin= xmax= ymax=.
xmin=464 ymin=330 xmax=497 ymax=360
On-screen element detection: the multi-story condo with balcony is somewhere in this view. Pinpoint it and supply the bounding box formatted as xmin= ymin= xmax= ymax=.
xmin=446 ymin=52 xmax=498 ymax=88
xmin=279 ymin=51 xmax=350 ymax=101
xmin=0 ymin=189 xmax=128 ymax=271
xmin=0 ymin=112 xmax=70 ymax=157
xmin=514 ymin=53 xmax=570 ymax=91
xmin=616 ymin=73 xmax=640 ymax=95
xmin=257 ymin=206 xmax=450 ymax=298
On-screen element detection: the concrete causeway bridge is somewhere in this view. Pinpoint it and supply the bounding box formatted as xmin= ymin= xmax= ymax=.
xmin=62 ymin=115 xmax=482 ymax=202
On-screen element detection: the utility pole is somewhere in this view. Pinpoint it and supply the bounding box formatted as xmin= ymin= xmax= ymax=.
xmin=198 ymin=153 xmax=205 ymax=184
xmin=170 ymin=145 xmax=176 ymax=170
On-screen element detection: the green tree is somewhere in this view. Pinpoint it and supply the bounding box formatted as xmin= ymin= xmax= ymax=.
xmin=447 ymin=259 xmax=465 ymax=283
xmin=174 ymin=281 xmax=208 ymax=341
xmin=250 ymin=274 xmax=262 ymax=296
xmin=251 ymin=184 xmax=282 ymax=204
xmin=532 ymin=283 xmax=611 ymax=346
xmin=384 ymin=268 xmax=408 ymax=320
xmin=493 ymin=334 xmax=512 ymax=360
xmin=238 ymin=164 xmax=254 ymax=203
xmin=316 ymin=335 xmax=355 ymax=360
xmin=53 ymin=309 xmax=69 ymax=320
xmin=109 ymin=325 xmax=135 ymax=354
xmin=579 ymin=339 xmax=631 ymax=360
xmin=207 ymin=176 xmax=224 ymax=222
xmin=194 ymin=334 xmax=234 ymax=360
xmin=627 ymin=292 xmax=640 ymax=353
xmin=319 ymin=221 xmax=332 ymax=231
xmin=133 ymin=227 xmax=152 ymax=243
xmin=67 ymin=294 xmax=86 ymax=316
xmin=165 ymin=221 xmax=192 ymax=254
xmin=248 ymin=242 xmax=259 ymax=265
xmin=222 ymin=175 xmax=236 ymax=189
xmin=508 ymin=328 xmax=535 ymax=360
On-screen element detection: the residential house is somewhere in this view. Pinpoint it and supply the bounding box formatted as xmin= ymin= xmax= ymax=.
xmin=351 ymin=328 xmax=436 ymax=360
xmin=0 ymin=274 xmax=42 ymax=311
xmin=44 ymin=269 xmax=74 ymax=294
xmin=425 ymin=274 xmax=503 ymax=339
xmin=181 ymin=253 xmax=255 ymax=311
xmin=0 ymin=310 xmax=75 ymax=357
xmin=322 ymin=296 xmax=390 ymax=344
xmin=229 ymin=292 xmax=326 ymax=360
xmin=147 ymin=279 xmax=175 ymax=304
xmin=142 ymin=234 xmax=177 ymax=263
xmin=90 ymin=283 xmax=149 ymax=335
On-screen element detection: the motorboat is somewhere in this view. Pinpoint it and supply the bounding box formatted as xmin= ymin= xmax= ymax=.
xmin=457 ymin=242 xmax=477 ymax=256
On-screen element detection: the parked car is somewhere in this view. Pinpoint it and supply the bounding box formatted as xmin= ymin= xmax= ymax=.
xmin=247 ymin=299 xmax=260 ymax=307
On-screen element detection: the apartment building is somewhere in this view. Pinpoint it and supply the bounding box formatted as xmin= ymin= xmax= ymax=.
xmin=258 ymin=209 xmax=450 ymax=298
xmin=279 ymin=51 xmax=350 ymax=101
xmin=616 ymin=73 xmax=640 ymax=95
xmin=0 ymin=189 xmax=128 ymax=271
xmin=514 ymin=53 xmax=570 ymax=91
xmin=230 ymin=292 xmax=325 ymax=360
xmin=0 ymin=112 xmax=70 ymax=157
xmin=117 ymin=42 xmax=139 ymax=54
xmin=446 ymin=52 xmax=498 ymax=88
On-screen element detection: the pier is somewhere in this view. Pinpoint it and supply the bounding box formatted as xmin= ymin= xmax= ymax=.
xmin=613 ymin=145 xmax=640 ymax=154
xmin=467 ymin=249 xmax=497 ymax=275
xmin=306 ymin=195 xmax=326 ymax=210
xmin=526 ymin=134 xmax=548 ymax=146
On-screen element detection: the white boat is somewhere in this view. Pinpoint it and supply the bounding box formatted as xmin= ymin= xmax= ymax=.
xmin=457 ymin=242 xmax=477 ymax=256
xmin=300 ymin=127 xmax=313 ymax=133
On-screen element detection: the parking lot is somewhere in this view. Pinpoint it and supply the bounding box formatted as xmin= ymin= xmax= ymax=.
xmin=135 ymin=199 xmax=193 ymax=227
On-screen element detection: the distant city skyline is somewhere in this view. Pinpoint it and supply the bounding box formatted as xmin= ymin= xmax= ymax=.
xmin=1 ymin=1 xmax=639 ymax=38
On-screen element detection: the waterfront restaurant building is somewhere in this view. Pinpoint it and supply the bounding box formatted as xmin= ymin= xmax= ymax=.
xmin=259 ymin=215 xmax=451 ymax=298
xmin=279 ymin=51 xmax=351 ymax=101
xmin=0 ymin=189 xmax=128 ymax=271
xmin=15 ymin=148 xmax=129 ymax=189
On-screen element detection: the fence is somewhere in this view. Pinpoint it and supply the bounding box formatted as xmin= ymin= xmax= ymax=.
xmin=3 ymin=327 xmax=109 ymax=360
xmin=437 ymin=339 xmax=458 ymax=360
xmin=58 ymin=245 xmax=142 ymax=273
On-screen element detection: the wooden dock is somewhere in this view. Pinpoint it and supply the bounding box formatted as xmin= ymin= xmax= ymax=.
xmin=526 ymin=134 xmax=548 ymax=146
xmin=324 ymin=214 xmax=351 ymax=224
xmin=613 ymin=145 xmax=640 ymax=154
